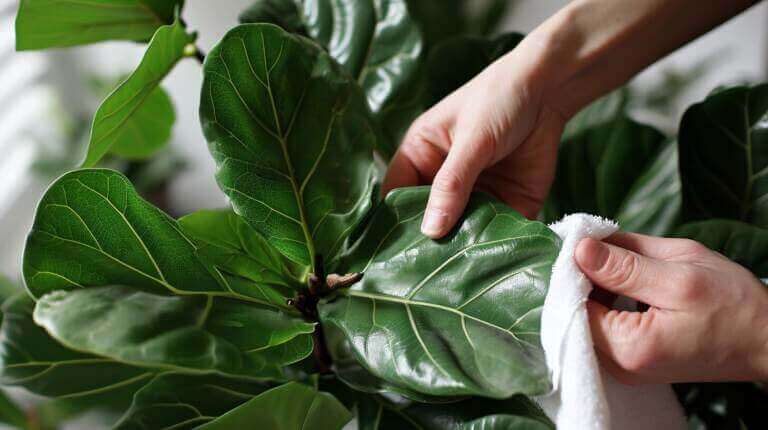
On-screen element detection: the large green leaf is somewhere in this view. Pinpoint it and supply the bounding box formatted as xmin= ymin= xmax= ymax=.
xmin=562 ymin=89 xmax=628 ymax=140
xmin=179 ymin=209 xmax=301 ymax=288
xmin=673 ymin=220 xmax=768 ymax=278
xmin=425 ymin=33 xmax=524 ymax=107
xmin=200 ymin=24 xmax=377 ymax=268
xmin=545 ymin=116 xmax=666 ymax=226
xmin=83 ymin=19 xmax=193 ymax=167
xmin=23 ymin=169 xmax=229 ymax=300
xmin=108 ymin=86 xmax=175 ymax=161
xmin=239 ymin=0 xmax=423 ymax=141
xmin=197 ymin=382 xmax=352 ymax=430
xmin=320 ymin=372 xmax=553 ymax=430
xmin=114 ymin=373 xmax=269 ymax=430
xmin=33 ymin=286 xmax=315 ymax=379
xmin=678 ymin=84 xmax=768 ymax=226
xmin=615 ymin=142 xmax=682 ymax=235
xmin=15 ymin=0 xmax=184 ymax=50
xmin=0 ymin=293 xmax=153 ymax=398
xmin=404 ymin=0 xmax=514 ymax=50
xmin=320 ymin=187 xmax=560 ymax=398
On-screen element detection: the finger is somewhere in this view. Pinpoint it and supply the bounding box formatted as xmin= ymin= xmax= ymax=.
xmin=605 ymin=232 xmax=708 ymax=261
xmin=421 ymin=140 xmax=490 ymax=238
xmin=575 ymin=238 xmax=683 ymax=308
xmin=382 ymin=149 xmax=420 ymax=197
xmin=587 ymin=300 xmax=662 ymax=382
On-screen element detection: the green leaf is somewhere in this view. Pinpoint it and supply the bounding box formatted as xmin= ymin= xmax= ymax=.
xmin=15 ymin=0 xmax=184 ymax=50
xmin=545 ymin=116 xmax=666 ymax=224
xmin=33 ymin=286 xmax=315 ymax=379
xmin=23 ymin=169 xmax=229 ymax=300
xmin=114 ymin=373 xmax=269 ymax=430
xmin=239 ymin=0 xmax=306 ymax=34
xmin=425 ymin=33 xmax=524 ymax=107
xmin=321 ymin=376 xmax=553 ymax=430
xmin=0 ymin=389 xmax=27 ymax=429
xmin=108 ymin=86 xmax=175 ymax=161
xmin=673 ymin=220 xmax=768 ymax=277
xmin=82 ymin=19 xmax=193 ymax=167
xmin=179 ymin=209 xmax=301 ymax=287
xmin=0 ymin=293 xmax=153 ymax=398
xmin=615 ymin=142 xmax=682 ymax=235
xmin=562 ymin=89 xmax=628 ymax=140
xmin=678 ymin=84 xmax=768 ymax=226
xmin=320 ymin=187 xmax=560 ymax=398
xmin=239 ymin=0 xmax=423 ymax=154
xmin=197 ymin=382 xmax=352 ymax=430
xmin=402 ymin=0 xmax=466 ymax=49
xmin=200 ymin=24 xmax=378 ymax=268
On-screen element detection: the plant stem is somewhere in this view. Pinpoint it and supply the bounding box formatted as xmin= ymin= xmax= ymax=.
xmin=312 ymin=323 xmax=333 ymax=374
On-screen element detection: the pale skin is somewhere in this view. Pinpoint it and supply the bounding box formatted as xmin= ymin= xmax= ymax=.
xmin=383 ymin=0 xmax=768 ymax=383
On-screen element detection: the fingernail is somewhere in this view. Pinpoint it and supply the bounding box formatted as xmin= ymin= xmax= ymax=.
xmin=577 ymin=238 xmax=609 ymax=271
xmin=421 ymin=208 xmax=448 ymax=238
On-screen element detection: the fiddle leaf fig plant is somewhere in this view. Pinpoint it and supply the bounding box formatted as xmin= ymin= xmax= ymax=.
xmin=8 ymin=0 xmax=768 ymax=429
xmin=5 ymin=1 xmax=561 ymax=429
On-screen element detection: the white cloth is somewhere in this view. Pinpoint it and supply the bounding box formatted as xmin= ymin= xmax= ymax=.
xmin=536 ymin=214 xmax=686 ymax=430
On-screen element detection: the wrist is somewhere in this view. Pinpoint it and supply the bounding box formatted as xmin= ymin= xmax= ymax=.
xmin=502 ymin=1 xmax=595 ymax=119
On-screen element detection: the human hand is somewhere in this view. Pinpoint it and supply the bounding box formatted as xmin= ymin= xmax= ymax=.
xmin=382 ymin=50 xmax=567 ymax=238
xmin=575 ymin=232 xmax=768 ymax=384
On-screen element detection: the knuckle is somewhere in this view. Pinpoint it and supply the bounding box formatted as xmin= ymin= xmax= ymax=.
xmin=432 ymin=170 xmax=465 ymax=195
xmin=675 ymin=266 xmax=706 ymax=301
xmin=677 ymin=239 xmax=709 ymax=257
xmin=403 ymin=119 xmax=442 ymax=150
xmin=605 ymin=311 xmax=661 ymax=375
xmin=601 ymin=250 xmax=642 ymax=290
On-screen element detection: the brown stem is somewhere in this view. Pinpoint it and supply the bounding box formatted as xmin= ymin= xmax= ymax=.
xmin=312 ymin=322 xmax=333 ymax=374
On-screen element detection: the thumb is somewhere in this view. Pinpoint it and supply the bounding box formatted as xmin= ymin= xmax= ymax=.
xmin=574 ymin=238 xmax=681 ymax=309
xmin=421 ymin=140 xmax=490 ymax=238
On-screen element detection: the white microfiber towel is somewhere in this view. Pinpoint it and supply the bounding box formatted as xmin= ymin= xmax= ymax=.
xmin=536 ymin=213 xmax=687 ymax=430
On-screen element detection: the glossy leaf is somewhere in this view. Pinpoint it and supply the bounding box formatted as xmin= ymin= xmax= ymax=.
xmin=0 ymin=293 xmax=153 ymax=398
xmin=562 ymin=89 xmax=628 ymax=140
xmin=240 ymin=0 xmax=305 ymax=34
xmin=179 ymin=209 xmax=301 ymax=288
xmin=83 ymin=19 xmax=193 ymax=167
xmin=108 ymin=86 xmax=175 ymax=161
xmin=15 ymin=0 xmax=184 ymax=50
xmin=404 ymin=0 xmax=514 ymax=49
xmin=615 ymin=142 xmax=682 ymax=235
xmin=425 ymin=33 xmax=524 ymax=107
xmin=545 ymin=116 xmax=666 ymax=224
xmin=678 ymin=84 xmax=768 ymax=226
xmin=23 ymin=169 xmax=228 ymax=300
xmin=200 ymin=24 xmax=377 ymax=267
xmin=673 ymin=220 xmax=768 ymax=277
xmin=114 ymin=373 xmax=269 ymax=430
xmin=197 ymin=382 xmax=352 ymax=430
xmin=239 ymin=0 xmax=423 ymax=155
xmin=319 ymin=360 xmax=553 ymax=430
xmin=33 ymin=286 xmax=315 ymax=379
xmin=320 ymin=187 xmax=560 ymax=398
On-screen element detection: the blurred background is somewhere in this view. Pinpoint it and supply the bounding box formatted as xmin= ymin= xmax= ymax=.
xmin=0 ymin=0 xmax=766 ymax=286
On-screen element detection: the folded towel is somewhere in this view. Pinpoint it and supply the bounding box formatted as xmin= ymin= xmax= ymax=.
xmin=536 ymin=214 xmax=686 ymax=430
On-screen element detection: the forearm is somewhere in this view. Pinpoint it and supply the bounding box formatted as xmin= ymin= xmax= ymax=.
xmin=506 ymin=0 xmax=759 ymax=117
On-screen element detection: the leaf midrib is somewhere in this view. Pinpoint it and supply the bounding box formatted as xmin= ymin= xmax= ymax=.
xmin=345 ymin=290 xmax=536 ymax=347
